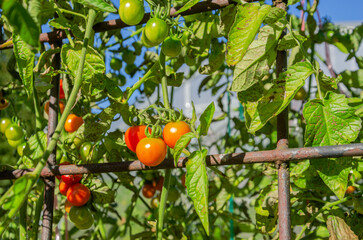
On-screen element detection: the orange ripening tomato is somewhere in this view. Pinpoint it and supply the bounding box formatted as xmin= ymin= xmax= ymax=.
xmin=142 ymin=183 xmax=156 ymax=198
xmin=163 ymin=121 xmax=191 ymax=149
xmin=0 ymin=97 xmax=9 ymax=110
xmin=44 ymin=101 xmax=65 ymax=115
xmin=59 ymin=180 xmax=73 ymax=196
xmin=136 ymin=138 xmax=167 ymax=167
xmin=125 ymin=125 xmax=150 ymax=152
xmin=64 ymin=114 xmax=84 ymax=133
xmin=346 ymin=186 xmax=356 ymax=195
xmin=65 ymin=199 xmax=73 ymax=213
xmin=67 ymin=183 xmax=91 ymax=207
xmin=59 ymin=79 xmax=65 ymax=99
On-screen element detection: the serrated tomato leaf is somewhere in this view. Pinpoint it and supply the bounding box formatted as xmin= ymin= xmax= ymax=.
xmin=21 ymin=131 xmax=47 ymax=168
xmin=13 ymin=34 xmax=35 ymax=96
xmin=197 ymin=102 xmax=215 ymax=136
xmin=74 ymin=0 xmax=116 ymax=12
xmin=2 ymin=0 xmax=40 ymax=47
xmin=175 ymin=0 xmax=199 ymax=15
xmin=61 ymin=42 xmax=105 ymax=83
xmin=303 ymin=92 xmax=362 ymax=199
xmin=327 ymin=216 xmax=359 ymax=240
xmin=173 ymin=132 xmax=196 ymax=166
xmin=240 ymin=62 xmax=314 ymax=134
xmin=226 ymin=3 xmax=271 ymax=66
xmin=186 ymin=149 xmax=209 ymax=235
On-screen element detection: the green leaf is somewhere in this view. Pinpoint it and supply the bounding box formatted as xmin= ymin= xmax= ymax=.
xmin=340 ymin=69 xmax=363 ymax=88
xmin=255 ymin=184 xmax=278 ymax=234
xmin=277 ymin=31 xmax=307 ymax=51
xmin=231 ymin=19 xmax=286 ymax=91
xmin=22 ymin=131 xmax=47 ymax=168
xmin=173 ymin=132 xmax=196 ymax=166
xmin=104 ymin=75 xmax=123 ymax=101
xmin=303 ymin=92 xmax=362 ymax=198
xmin=263 ymin=7 xmax=286 ymax=24
xmin=2 ymin=0 xmax=40 ymax=47
xmin=74 ymin=0 xmax=116 ymax=12
xmin=90 ymin=179 xmax=116 ymax=204
xmin=217 ymin=5 xmax=236 ymax=37
xmin=240 ymin=62 xmax=314 ymax=134
xmin=186 ymin=149 xmax=209 ymax=235
xmin=13 ymin=34 xmax=35 ymax=96
xmin=199 ymin=41 xmax=225 ymax=75
xmin=175 ymin=0 xmax=200 ymax=14
xmin=61 ymin=42 xmax=106 ymax=83
xmin=318 ymin=71 xmax=341 ymax=92
xmin=48 ymin=17 xmax=72 ymax=30
xmin=327 ymin=216 xmax=359 ymax=240
xmin=34 ymin=48 xmax=61 ymax=72
xmin=197 ymin=102 xmax=215 ymax=136
xmin=288 ymin=0 xmax=300 ymax=5
xmin=226 ymin=3 xmax=271 ymax=66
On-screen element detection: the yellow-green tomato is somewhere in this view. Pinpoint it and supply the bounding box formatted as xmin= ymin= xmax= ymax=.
xmin=118 ymin=0 xmax=144 ymax=26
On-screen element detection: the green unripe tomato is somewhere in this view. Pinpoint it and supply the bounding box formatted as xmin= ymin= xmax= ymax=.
xmin=8 ymin=138 xmax=24 ymax=148
xmin=151 ymin=197 xmax=159 ymax=208
xmin=118 ymin=0 xmax=144 ymax=26
xmin=167 ymin=187 xmax=180 ymax=202
xmin=141 ymin=29 xmax=156 ymax=48
xmin=162 ymin=36 xmax=182 ymax=58
xmin=73 ymin=137 xmax=84 ymax=149
xmin=79 ymin=142 xmax=98 ymax=162
xmin=144 ymin=173 xmax=154 ymax=181
xmin=144 ymin=18 xmax=169 ymax=46
xmin=125 ymin=64 xmax=137 ymax=76
xmin=5 ymin=124 xmax=23 ymax=141
xmin=119 ymin=74 xmax=126 ymax=86
xmin=123 ymin=50 xmax=136 ymax=65
xmin=294 ymin=88 xmax=307 ymax=100
xmin=110 ymin=58 xmax=123 ymax=71
xmin=0 ymin=118 xmax=11 ymax=134
xmin=69 ymin=206 xmax=94 ymax=229
xmin=132 ymin=41 xmax=143 ymax=56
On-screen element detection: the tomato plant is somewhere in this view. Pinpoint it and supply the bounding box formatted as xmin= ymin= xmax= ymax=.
xmin=59 ymin=79 xmax=65 ymax=99
xmin=142 ymin=183 xmax=156 ymax=198
xmin=136 ymin=138 xmax=167 ymax=167
xmin=346 ymin=186 xmax=356 ymax=194
xmin=163 ymin=121 xmax=191 ymax=149
xmin=118 ymin=0 xmax=144 ymax=26
xmin=67 ymin=183 xmax=91 ymax=207
xmin=79 ymin=142 xmax=98 ymax=162
xmin=64 ymin=114 xmax=84 ymax=133
xmin=110 ymin=58 xmax=122 ymax=71
xmin=59 ymin=180 xmax=72 ymax=196
xmin=124 ymin=125 xmax=149 ymax=152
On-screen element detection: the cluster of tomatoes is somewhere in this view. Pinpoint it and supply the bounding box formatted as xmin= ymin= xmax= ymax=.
xmin=118 ymin=0 xmax=182 ymax=58
xmin=0 ymin=117 xmax=26 ymax=155
xmin=125 ymin=121 xmax=191 ymax=167
xmin=57 ymin=167 xmax=94 ymax=229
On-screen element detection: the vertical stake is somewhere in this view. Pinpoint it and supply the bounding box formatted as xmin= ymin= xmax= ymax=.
xmin=274 ymin=0 xmax=291 ymax=239
xmin=41 ymin=40 xmax=62 ymax=240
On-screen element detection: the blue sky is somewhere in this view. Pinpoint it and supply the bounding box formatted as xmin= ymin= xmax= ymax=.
xmin=287 ymin=0 xmax=363 ymax=23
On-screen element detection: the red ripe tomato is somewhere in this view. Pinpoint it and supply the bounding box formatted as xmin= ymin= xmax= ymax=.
xmin=136 ymin=138 xmax=167 ymax=167
xmin=59 ymin=180 xmax=73 ymax=196
xmin=56 ymin=162 xmax=70 ymax=180
xmin=125 ymin=125 xmax=149 ymax=152
xmin=154 ymin=176 xmax=164 ymax=191
xmin=163 ymin=121 xmax=191 ymax=149
xmin=64 ymin=114 xmax=84 ymax=133
xmin=59 ymin=79 xmax=65 ymax=99
xmin=44 ymin=100 xmax=65 ymax=115
xmin=67 ymin=183 xmax=91 ymax=207
xmin=62 ymin=174 xmax=82 ymax=185
xmin=142 ymin=183 xmax=156 ymax=198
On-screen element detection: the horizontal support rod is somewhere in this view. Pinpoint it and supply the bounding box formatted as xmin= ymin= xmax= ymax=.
xmin=0 ymin=143 xmax=362 ymax=180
